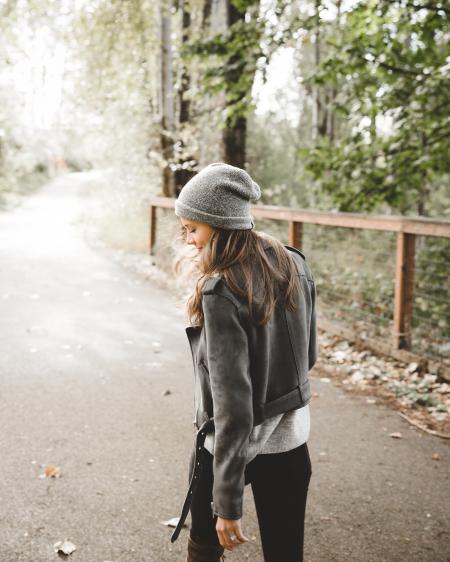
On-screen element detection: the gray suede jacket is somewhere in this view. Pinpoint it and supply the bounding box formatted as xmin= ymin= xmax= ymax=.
xmin=185 ymin=242 xmax=318 ymax=520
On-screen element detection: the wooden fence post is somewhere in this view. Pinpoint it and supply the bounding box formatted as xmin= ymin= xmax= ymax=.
xmin=289 ymin=221 xmax=303 ymax=249
xmin=393 ymin=232 xmax=416 ymax=350
xmin=149 ymin=205 xmax=156 ymax=255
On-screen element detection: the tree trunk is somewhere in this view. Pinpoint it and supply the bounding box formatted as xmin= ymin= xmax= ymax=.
xmin=174 ymin=0 xmax=197 ymax=195
xmin=327 ymin=0 xmax=341 ymax=142
xmin=312 ymin=0 xmax=321 ymax=142
xmin=202 ymin=0 xmax=213 ymax=24
xmin=417 ymin=133 xmax=429 ymax=216
xmin=223 ymin=115 xmax=247 ymax=168
xmin=178 ymin=0 xmax=191 ymax=124
xmin=160 ymin=0 xmax=175 ymax=197
xmin=222 ymin=0 xmax=247 ymax=168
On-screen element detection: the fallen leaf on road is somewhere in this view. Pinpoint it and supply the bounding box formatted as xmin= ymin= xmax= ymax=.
xmin=53 ymin=539 xmax=77 ymax=555
xmin=389 ymin=432 xmax=403 ymax=439
xmin=162 ymin=517 xmax=186 ymax=528
xmin=43 ymin=465 xmax=61 ymax=478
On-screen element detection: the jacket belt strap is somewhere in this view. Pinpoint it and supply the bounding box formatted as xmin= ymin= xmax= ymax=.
xmin=170 ymin=417 xmax=215 ymax=543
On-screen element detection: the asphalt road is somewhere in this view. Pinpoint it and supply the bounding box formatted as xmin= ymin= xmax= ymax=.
xmin=0 ymin=174 xmax=449 ymax=562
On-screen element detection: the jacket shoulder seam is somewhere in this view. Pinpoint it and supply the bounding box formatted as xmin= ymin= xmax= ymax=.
xmin=203 ymin=291 xmax=240 ymax=309
xmin=284 ymin=244 xmax=306 ymax=260
xmin=202 ymin=278 xmax=241 ymax=309
xmin=202 ymin=277 xmax=222 ymax=294
xmin=285 ymin=246 xmax=314 ymax=283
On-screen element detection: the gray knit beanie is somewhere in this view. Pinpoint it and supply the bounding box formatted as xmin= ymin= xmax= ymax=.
xmin=174 ymin=162 xmax=261 ymax=230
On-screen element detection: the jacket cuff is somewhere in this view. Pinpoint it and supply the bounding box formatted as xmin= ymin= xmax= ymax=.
xmin=212 ymin=509 xmax=242 ymax=520
xmin=211 ymin=502 xmax=242 ymax=520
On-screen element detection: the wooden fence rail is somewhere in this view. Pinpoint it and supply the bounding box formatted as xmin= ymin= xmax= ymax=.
xmin=149 ymin=197 xmax=450 ymax=362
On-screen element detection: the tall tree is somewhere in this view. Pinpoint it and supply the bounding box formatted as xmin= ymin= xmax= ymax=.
xmin=181 ymin=0 xmax=263 ymax=167
xmin=222 ymin=0 xmax=248 ymax=166
xmin=305 ymin=0 xmax=450 ymax=214
xmin=311 ymin=0 xmax=320 ymax=141
xmin=173 ymin=0 xmax=197 ymax=195
xmin=160 ymin=0 xmax=176 ymax=196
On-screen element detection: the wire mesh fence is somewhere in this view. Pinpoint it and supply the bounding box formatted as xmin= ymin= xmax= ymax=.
xmin=413 ymin=236 xmax=450 ymax=362
xmin=257 ymin=219 xmax=397 ymax=336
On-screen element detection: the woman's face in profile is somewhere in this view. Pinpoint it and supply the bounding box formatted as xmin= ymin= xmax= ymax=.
xmin=180 ymin=218 xmax=214 ymax=252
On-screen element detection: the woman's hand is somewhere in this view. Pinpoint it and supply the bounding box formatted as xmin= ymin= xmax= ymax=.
xmin=215 ymin=516 xmax=249 ymax=551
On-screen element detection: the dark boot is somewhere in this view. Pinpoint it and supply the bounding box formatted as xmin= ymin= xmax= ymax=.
xmin=186 ymin=535 xmax=226 ymax=562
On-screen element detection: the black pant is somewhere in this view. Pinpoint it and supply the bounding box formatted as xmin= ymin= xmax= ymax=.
xmin=189 ymin=441 xmax=312 ymax=562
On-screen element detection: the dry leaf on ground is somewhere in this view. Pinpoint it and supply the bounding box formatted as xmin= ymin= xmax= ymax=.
xmin=45 ymin=465 xmax=60 ymax=477
xmin=161 ymin=517 xmax=186 ymax=528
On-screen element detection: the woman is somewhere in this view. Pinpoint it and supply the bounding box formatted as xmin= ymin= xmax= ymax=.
xmin=171 ymin=162 xmax=318 ymax=562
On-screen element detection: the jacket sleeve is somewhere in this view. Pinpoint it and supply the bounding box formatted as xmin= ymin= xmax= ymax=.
xmin=202 ymin=292 xmax=253 ymax=520
xmin=308 ymin=277 xmax=319 ymax=371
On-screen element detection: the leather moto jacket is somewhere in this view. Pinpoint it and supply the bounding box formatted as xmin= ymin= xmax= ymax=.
xmin=184 ymin=242 xmax=318 ymax=521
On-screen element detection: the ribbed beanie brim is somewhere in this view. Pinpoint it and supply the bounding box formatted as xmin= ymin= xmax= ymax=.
xmin=174 ymin=162 xmax=261 ymax=230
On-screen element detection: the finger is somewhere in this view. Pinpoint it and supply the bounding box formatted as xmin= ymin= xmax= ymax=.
xmin=226 ymin=530 xmax=247 ymax=544
xmin=232 ymin=523 xmax=249 ymax=543
xmin=216 ymin=524 xmax=235 ymax=550
xmin=226 ymin=534 xmax=239 ymax=550
xmin=216 ymin=523 xmax=243 ymax=550
xmin=217 ymin=530 xmax=234 ymax=551
xmin=227 ymin=533 xmax=245 ymax=549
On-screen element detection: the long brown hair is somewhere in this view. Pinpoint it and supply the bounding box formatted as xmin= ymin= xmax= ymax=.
xmin=175 ymin=226 xmax=302 ymax=327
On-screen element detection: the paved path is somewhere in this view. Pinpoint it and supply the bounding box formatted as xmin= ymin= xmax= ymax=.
xmin=0 ymin=174 xmax=449 ymax=562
